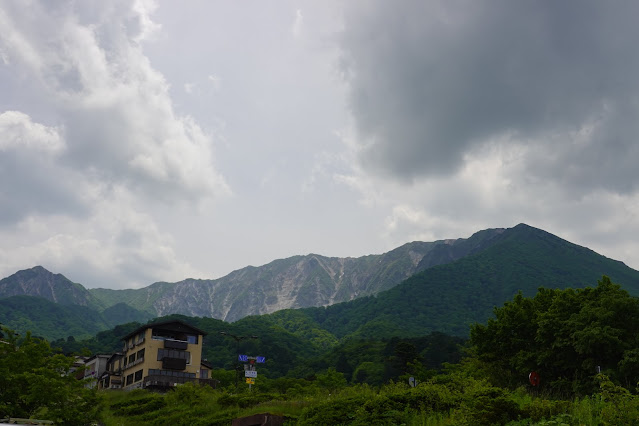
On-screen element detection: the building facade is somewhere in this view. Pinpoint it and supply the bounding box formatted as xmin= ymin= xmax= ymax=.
xmin=98 ymin=353 xmax=124 ymax=390
xmin=83 ymin=354 xmax=110 ymax=388
xmin=119 ymin=320 xmax=212 ymax=390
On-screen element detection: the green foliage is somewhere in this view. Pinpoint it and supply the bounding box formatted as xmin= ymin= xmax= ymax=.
xmin=298 ymin=396 xmax=369 ymax=425
xmin=470 ymin=276 xmax=639 ymax=394
xmin=294 ymin=225 xmax=639 ymax=340
xmin=0 ymin=326 xmax=102 ymax=425
xmin=110 ymin=393 xmax=166 ymax=416
xmin=51 ymin=321 xmax=143 ymax=354
xmin=315 ymin=367 xmax=348 ymax=393
xmin=596 ymin=374 xmax=639 ymax=424
xmin=0 ymin=296 xmax=111 ymax=340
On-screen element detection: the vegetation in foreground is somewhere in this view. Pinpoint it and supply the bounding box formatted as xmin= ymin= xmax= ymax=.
xmin=3 ymin=276 xmax=639 ymax=424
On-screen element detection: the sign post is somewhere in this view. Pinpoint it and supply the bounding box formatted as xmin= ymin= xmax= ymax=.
xmin=238 ymin=354 xmax=266 ymax=391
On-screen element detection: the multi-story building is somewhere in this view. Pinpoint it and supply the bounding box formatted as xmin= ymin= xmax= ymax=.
xmin=98 ymin=353 xmax=124 ymax=390
xmin=83 ymin=354 xmax=110 ymax=388
xmin=119 ymin=319 xmax=214 ymax=390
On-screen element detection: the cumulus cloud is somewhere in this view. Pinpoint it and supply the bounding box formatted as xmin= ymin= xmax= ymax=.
xmin=0 ymin=111 xmax=64 ymax=153
xmin=0 ymin=185 xmax=202 ymax=288
xmin=340 ymin=1 xmax=639 ymax=195
xmin=0 ymin=0 xmax=227 ymax=287
xmin=0 ymin=0 xmax=229 ymax=202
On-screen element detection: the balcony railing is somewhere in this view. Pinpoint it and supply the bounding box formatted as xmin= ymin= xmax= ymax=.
xmin=123 ymin=357 xmax=144 ymax=370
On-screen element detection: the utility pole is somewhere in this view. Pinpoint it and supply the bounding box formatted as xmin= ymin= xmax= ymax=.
xmin=219 ymin=332 xmax=258 ymax=390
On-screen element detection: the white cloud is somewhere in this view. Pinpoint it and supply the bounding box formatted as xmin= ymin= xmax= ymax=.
xmin=207 ymin=74 xmax=221 ymax=91
xmin=292 ymin=9 xmax=304 ymax=38
xmin=0 ymin=0 xmax=228 ymax=287
xmin=0 ymin=0 xmax=229 ymax=201
xmin=0 ymin=111 xmax=64 ymax=153
xmin=0 ymin=185 xmax=203 ymax=289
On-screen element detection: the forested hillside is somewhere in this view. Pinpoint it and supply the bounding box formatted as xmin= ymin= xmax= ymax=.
xmin=271 ymin=224 xmax=639 ymax=338
xmin=5 ymin=276 xmax=639 ymax=425
xmin=0 ymin=296 xmax=151 ymax=340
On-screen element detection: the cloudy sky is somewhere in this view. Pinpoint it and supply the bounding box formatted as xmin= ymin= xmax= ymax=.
xmin=1 ymin=0 xmax=639 ymax=289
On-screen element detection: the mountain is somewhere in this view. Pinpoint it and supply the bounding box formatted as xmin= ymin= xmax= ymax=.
xmin=87 ymin=228 xmax=506 ymax=321
xmin=3 ymin=223 xmax=639 ymax=335
xmin=267 ymin=224 xmax=639 ymax=338
xmin=0 ymin=296 xmax=108 ymax=340
xmin=0 ymin=296 xmax=152 ymax=341
xmin=0 ymin=266 xmax=100 ymax=308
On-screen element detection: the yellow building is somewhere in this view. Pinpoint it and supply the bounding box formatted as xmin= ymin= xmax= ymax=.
xmin=119 ymin=320 xmax=213 ymax=390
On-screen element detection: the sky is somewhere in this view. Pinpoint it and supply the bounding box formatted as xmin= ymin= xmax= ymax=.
xmin=1 ymin=0 xmax=639 ymax=290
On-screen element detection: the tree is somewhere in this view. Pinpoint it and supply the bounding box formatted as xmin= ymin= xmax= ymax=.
xmin=0 ymin=326 xmax=102 ymax=424
xmin=316 ymin=367 xmax=347 ymax=393
xmin=470 ymin=277 xmax=639 ymax=393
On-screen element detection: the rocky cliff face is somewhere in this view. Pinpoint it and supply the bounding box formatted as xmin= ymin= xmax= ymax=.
xmin=88 ymin=227 xmax=506 ymax=321
xmin=0 ymin=227 xmax=507 ymax=322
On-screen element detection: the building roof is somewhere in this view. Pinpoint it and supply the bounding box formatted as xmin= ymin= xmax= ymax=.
xmin=85 ymin=354 xmax=111 ymax=363
xmin=122 ymin=319 xmax=207 ymax=341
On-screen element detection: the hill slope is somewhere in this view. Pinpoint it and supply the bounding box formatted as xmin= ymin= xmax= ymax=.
xmin=0 ymin=296 xmax=152 ymax=341
xmin=0 ymin=266 xmax=100 ymax=308
xmin=88 ymin=229 xmax=505 ymax=321
xmin=268 ymin=224 xmax=639 ymax=338
xmin=0 ymin=296 xmax=111 ymax=340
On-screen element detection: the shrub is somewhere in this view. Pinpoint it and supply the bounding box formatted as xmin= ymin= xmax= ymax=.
xmin=298 ymin=396 xmax=368 ymax=425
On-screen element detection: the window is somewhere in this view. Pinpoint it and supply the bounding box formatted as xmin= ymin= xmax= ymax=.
xmin=187 ymin=335 xmax=198 ymax=344
xmin=126 ymin=374 xmax=133 ymax=386
xmin=157 ymin=349 xmax=191 ymax=364
xmin=136 ymin=348 xmax=145 ymax=360
xmin=200 ymin=369 xmax=208 ymax=379
xmin=128 ymin=354 xmax=135 ymax=364
xmin=134 ymin=369 xmax=143 ymax=382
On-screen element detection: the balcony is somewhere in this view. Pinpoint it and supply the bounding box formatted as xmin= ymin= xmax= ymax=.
xmin=162 ymin=357 xmax=187 ymax=370
xmin=124 ymin=357 xmax=144 ymax=370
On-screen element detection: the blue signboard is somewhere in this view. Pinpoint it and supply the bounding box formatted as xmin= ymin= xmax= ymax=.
xmin=238 ymin=354 xmax=248 ymax=362
xmin=256 ymin=356 xmax=266 ymax=363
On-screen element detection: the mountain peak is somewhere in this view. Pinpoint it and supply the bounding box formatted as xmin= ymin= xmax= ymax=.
xmin=0 ymin=266 xmax=96 ymax=307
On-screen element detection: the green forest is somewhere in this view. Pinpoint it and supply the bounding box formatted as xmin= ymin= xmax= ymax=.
xmin=3 ymin=277 xmax=639 ymax=425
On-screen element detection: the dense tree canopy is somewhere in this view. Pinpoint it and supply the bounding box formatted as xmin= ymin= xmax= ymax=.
xmin=470 ymin=276 xmax=639 ymax=393
xmin=0 ymin=326 xmax=101 ymax=424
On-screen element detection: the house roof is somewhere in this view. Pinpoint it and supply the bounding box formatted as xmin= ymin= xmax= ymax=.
xmin=85 ymin=354 xmax=111 ymax=363
xmin=122 ymin=319 xmax=207 ymax=341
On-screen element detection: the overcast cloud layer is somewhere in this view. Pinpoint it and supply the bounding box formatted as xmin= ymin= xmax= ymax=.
xmin=1 ymin=0 xmax=638 ymax=289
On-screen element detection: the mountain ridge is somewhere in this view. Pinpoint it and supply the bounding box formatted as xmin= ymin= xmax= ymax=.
xmin=84 ymin=228 xmax=508 ymax=321
xmin=275 ymin=223 xmax=639 ymax=338
xmin=2 ymin=224 xmax=637 ymax=331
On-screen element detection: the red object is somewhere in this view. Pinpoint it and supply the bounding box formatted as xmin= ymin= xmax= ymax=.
xmin=529 ymin=371 xmax=540 ymax=386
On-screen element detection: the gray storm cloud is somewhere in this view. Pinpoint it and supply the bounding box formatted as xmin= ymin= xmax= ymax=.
xmin=340 ymin=1 xmax=639 ymax=193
